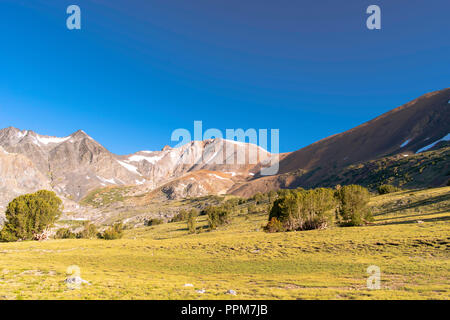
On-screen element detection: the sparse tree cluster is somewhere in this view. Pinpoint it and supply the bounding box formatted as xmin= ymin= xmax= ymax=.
xmin=99 ymin=222 xmax=125 ymax=240
xmin=265 ymin=185 xmax=373 ymax=232
xmin=55 ymin=221 xmax=121 ymax=240
xmin=55 ymin=221 xmax=99 ymax=239
xmin=266 ymin=188 xmax=336 ymax=232
xmin=170 ymin=209 xmax=188 ymax=222
xmin=205 ymin=205 xmax=232 ymax=230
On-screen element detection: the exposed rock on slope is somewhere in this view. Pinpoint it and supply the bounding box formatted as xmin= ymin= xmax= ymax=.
xmin=0 ymin=147 xmax=51 ymax=221
xmin=0 ymin=128 xmax=272 ymax=206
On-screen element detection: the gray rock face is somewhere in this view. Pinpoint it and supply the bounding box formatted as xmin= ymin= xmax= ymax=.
xmin=0 ymin=146 xmax=52 ymax=222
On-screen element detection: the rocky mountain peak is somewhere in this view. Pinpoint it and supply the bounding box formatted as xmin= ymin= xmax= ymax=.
xmin=70 ymin=129 xmax=91 ymax=139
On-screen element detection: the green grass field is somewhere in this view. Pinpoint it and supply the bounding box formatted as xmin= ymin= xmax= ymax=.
xmin=0 ymin=187 xmax=449 ymax=300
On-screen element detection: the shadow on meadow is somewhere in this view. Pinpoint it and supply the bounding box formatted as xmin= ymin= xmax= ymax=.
xmin=374 ymin=193 xmax=450 ymax=216
xmin=373 ymin=213 xmax=450 ymax=226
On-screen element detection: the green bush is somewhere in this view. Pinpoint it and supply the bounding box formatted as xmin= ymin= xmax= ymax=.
xmin=75 ymin=221 xmax=98 ymax=239
xmin=0 ymin=190 xmax=62 ymax=242
xmin=224 ymin=198 xmax=240 ymax=208
xmin=54 ymin=228 xmax=77 ymax=239
xmin=146 ymin=218 xmax=164 ymax=226
xmin=205 ymin=206 xmax=232 ymax=230
xmin=335 ymin=185 xmax=373 ymax=226
xmin=99 ymin=223 xmax=124 ymax=240
xmin=377 ymin=184 xmax=401 ymax=195
xmin=267 ymin=188 xmax=336 ymax=231
xmin=252 ymin=192 xmax=266 ymax=204
xmin=170 ymin=209 xmax=188 ymax=222
xmin=263 ymin=217 xmax=284 ymax=233
xmin=187 ymin=209 xmax=198 ymax=234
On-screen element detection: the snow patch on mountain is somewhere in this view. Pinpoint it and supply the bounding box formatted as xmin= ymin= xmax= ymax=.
xmin=128 ymin=154 xmax=164 ymax=164
xmin=36 ymin=135 xmax=71 ymax=145
xmin=97 ymin=176 xmax=117 ymax=185
xmin=117 ymin=160 xmax=141 ymax=175
xmin=416 ymin=133 xmax=450 ymax=153
xmin=400 ymin=139 xmax=411 ymax=148
xmin=135 ymin=179 xmax=146 ymax=185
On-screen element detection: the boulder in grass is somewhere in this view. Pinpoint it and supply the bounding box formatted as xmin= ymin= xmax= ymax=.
xmin=64 ymin=276 xmax=90 ymax=289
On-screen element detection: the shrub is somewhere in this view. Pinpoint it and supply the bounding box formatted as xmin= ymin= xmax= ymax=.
xmin=276 ymin=189 xmax=291 ymax=197
xmin=170 ymin=209 xmax=188 ymax=222
xmin=263 ymin=217 xmax=284 ymax=233
xmin=76 ymin=221 xmax=98 ymax=239
xmin=268 ymin=190 xmax=278 ymax=202
xmin=206 ymin=206 xmax=232 ymax=230
xmin=146 ymin=218 xmax=164 ymax=226
xmin=268 ymin=193 xmax=298 ymax=228
xmin=247 ymin=204 xmax=257 ymax=214
xmin=0 ymin=190 xmax=62 ymax=242
xmin=54 ymin=228 xmax=77 ymax=239
xmin=224 ymin=198 xmax=240 ymax=208
xmin=253 ymin=192 xmax=266 ymax=204
xmin=335 ymin=185 xmax=373 ymax=226
xmin=187 ymin=209 xmax=198 ymax=234
xmin=99 ymin=223 xmax=124 ymax=240
xmin=377 ymin=184 xmax=401 ymax=195
xmin=267 ymin=188 xmax=336 ymax=231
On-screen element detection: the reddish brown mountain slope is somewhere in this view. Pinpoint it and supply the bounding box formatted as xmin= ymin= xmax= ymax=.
xmin=232 ymin=88 xmax=450 ymax=196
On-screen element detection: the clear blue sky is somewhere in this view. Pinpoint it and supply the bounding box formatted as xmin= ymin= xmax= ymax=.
xmin=0 ymin=0 xmax=448 ymax=154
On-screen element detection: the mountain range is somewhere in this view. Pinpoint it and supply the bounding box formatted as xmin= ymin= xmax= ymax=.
xmin=0 ymin=88 xmax=449 ymax=222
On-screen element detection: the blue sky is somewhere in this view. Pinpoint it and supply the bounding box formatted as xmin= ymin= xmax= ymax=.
xmin=0 ymin=0 xmax=448 ymax=154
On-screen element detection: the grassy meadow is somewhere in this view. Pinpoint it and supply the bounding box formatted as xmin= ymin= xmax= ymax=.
xmin=0 ymin=187 xmax=449 ymax=300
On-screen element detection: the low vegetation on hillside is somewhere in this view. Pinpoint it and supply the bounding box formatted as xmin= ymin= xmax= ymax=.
xmin=0 ymin=186 xmax=448 ymax=299
xmin=80 ymin=186 xmax=132 ymax=208
xmin=313 ymin=147 xmax=450 ymax=190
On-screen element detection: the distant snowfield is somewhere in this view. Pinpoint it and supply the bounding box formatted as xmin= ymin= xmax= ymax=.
xmin=97 ymin=176 xmax=117 ymax=185
xmin=36 ymin=135 xmax=71 ymax=145
xmin=135 ymin=179 xmax=146 ymax=185
xmin=117 ymin=160 xmax=141 ymax=175
xmin=416 ymin=134 xmax=450 ymax=153
xmin=128 ymin=154 xmax=164 ymax=164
